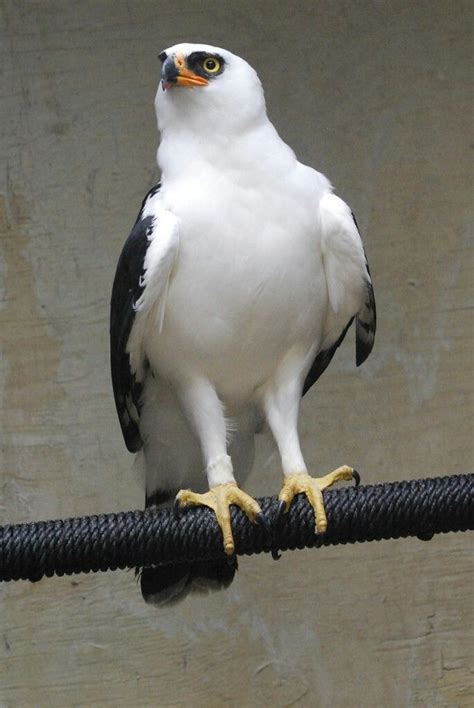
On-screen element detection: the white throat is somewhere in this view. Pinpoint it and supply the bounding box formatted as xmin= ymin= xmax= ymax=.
xmin=156 ymin=90 xmax=296 ymax=183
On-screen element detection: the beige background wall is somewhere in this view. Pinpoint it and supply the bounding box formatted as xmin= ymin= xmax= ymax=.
xmin=1 ymin=1 xmax=472 ymax=706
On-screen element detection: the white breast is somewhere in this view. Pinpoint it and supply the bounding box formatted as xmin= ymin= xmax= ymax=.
xmin=143 ymin=162 xmax=330 ymax=405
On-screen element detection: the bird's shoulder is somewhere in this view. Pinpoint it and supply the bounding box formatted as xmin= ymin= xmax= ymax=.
xmin=111 ymin=191 xmax=160 ymax=320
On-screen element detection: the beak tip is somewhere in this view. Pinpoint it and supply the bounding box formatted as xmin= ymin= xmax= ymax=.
xmin=161 ymin=53 xmax=209 ymax=90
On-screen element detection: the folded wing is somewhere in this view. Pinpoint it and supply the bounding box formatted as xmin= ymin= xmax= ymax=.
xmin=303 ymin=193 xmax=376 ymax=395
xmin=110 ymin=185 xmax=180 ymax=451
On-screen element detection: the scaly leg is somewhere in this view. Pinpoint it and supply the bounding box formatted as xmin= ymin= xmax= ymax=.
xmin=262 ymin=359 xmax=358 ymax=534
xmin=174 ymin=380 xmax=267 ymax=555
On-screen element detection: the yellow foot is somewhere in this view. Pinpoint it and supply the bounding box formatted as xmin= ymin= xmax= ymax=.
xmin=278 ymin=465 xmax=359 ymax=534
xmin=175 ymin=483 xmax=267 ymax=556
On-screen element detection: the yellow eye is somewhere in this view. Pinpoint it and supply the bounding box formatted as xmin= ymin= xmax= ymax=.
xmin=202 ymin=57 xmax=221 ymax=74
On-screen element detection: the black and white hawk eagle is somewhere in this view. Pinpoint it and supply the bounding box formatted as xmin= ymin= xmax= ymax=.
xmin=110 ymin=43 xmax=376 ymax=605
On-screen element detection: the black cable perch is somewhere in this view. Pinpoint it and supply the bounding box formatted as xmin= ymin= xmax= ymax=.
xmin=1 ymin=474 xmax=473 ymax=583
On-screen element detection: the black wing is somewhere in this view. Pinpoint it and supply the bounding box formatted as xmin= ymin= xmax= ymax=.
xmin=303 ymin=214 xmax=376 ymax=396
xmin=303 ymin=317 xmax=354 ymax=395
xmin=110 ymin=184 xmax=160 ymax=451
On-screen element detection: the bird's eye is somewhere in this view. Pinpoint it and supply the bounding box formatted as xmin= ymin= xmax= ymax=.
xmin=202 ymin=57 xmax=221 ymax=74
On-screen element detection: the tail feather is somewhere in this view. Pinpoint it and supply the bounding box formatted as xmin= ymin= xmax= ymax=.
xmin=139 ymin=488 xmax=238 ymax=606
xmin=139 ymin=563 xmax=191 ymax=606
xmin=187 ymin=557 xmax=237 ymax=592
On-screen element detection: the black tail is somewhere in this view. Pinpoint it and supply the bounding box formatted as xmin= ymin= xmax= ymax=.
xmin=140 ymin=558 xmax=237 ymax=606
xmin=139 ymin=489 xmax=237 ymax=607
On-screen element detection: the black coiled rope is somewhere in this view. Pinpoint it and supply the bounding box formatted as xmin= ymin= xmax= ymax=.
xmin=1 ymin=474 xmax=472 ymax=583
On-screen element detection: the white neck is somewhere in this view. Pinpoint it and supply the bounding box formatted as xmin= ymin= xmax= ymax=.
xmin=156 ymin=105 xmax=296 ymax=183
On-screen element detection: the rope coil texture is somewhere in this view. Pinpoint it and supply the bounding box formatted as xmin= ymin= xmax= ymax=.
xmin=1 ymin=474 xmax=472 ymax=583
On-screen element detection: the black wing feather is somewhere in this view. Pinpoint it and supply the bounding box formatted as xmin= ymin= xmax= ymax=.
xmin=110 ymin=184 xmax=160 ymax=451
xmin=303 ymin=317 xmax=355 ymax=395
xmin=303 ymin=212 xmax=376 ymax=396
xmin=353 ymin=212 xmax=376 ymax=366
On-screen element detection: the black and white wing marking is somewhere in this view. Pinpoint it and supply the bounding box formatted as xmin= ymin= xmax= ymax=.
xmin=110 ymin=185 xmax=160 ymax=452
xmin=353 ymin=216 xmax=377 ymax=367
xmin=303 ymin=194 xmax=376 ymax=395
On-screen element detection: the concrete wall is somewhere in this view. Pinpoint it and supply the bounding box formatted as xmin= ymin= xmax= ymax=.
xmin=1 ymin=1 xmax=472 ymax=705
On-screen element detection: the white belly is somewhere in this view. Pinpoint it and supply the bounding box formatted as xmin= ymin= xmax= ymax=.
xmin=144 ymin=176 xmax=327 ymax=405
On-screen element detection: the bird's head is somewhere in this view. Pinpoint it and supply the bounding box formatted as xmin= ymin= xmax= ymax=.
xmin=155 ymin=43 xmax=267 ymax=137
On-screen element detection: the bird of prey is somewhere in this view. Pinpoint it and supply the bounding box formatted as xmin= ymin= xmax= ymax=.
xmin=110 ymin=43 xmax=376 ymax=605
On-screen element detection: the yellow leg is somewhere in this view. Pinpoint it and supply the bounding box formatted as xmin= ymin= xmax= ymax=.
xmin=278 ymin=465 xmax=358 ymax=533
xmin=175 ymin=483 xmax=265 ymax=555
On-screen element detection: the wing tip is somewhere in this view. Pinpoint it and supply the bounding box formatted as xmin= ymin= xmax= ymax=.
xmin=356 ymin=339 xmax=373 ymax=367
xmin=355 ymin=319 xmax=375 ymax=367
xmin=124 ymin=424 xmax=143 ymax=453
xmin=355 ymin=276 xmax=376 ymax=367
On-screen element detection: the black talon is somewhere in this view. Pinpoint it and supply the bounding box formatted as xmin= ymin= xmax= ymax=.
xmin=173 ymin=498 xmax=183 ymax=517
xmin=257 ymin=511 xmax=272 ymax=533
xmin=226 ymin=552 xmax=237 ymax=567
xmin=275 ymin=499 xmax=287 ymax=523
xmin=352 ymin=469 xmax=361 ymax=487
xmin=272 ymin=549 xmax=282 ymax=561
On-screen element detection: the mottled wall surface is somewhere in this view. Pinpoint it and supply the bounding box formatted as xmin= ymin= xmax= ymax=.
xmin=1 ymin=1 xmax=472 ymax=706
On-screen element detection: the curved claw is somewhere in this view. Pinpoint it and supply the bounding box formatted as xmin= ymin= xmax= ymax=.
xmin=271 ymin=549 xmax=282 ymax=561
xmin=174 ymin=483 xmax=263 ymax=557
xmin=276 ymin=466 xmax=355 ymax=536
xmin=275 ymin=499 xmax=287 ymax=524
xmin=173 ymin=497 xmax=183 ymax=518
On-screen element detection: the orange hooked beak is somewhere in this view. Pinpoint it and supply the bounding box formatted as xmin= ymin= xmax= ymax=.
xmin=161 ymin=53 xmax=209 ymax=90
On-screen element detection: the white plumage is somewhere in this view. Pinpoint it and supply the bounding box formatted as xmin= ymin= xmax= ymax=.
xmin=110 ymin=43 xmax=375 ymax=604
